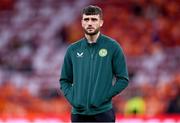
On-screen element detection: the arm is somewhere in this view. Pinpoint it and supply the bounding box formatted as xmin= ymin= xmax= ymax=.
xmin=108 ymin=43 xmax=129 ymax=98
xmin=59 ymin=48 xmax=74 ymax=105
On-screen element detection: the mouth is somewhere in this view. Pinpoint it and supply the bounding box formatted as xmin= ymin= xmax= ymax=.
xmin=87 ymin=27 xmax=94 ymax=30
xmin=87 ymin=29 xmax=94 ymax=32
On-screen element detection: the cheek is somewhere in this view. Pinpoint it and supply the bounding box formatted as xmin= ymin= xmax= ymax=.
xmin=82 ymin=22 xmax=88 ymax=27
xmin=81 ymin=23 xmax=86 ymax=28
xmin=96 ymin=23 xmax=101 ymax=28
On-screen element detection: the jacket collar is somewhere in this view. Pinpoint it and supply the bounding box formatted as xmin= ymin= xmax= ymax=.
xmin=83 ymin=33 xmax=103 ymax=48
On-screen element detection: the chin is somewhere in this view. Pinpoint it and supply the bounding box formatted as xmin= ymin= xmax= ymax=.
xmin=87 ymin=33 xmax=97 ymax=36
xmin=86 ymin=31 xmax=99 ymax=36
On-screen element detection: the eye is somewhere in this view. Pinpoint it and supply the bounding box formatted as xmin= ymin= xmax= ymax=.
xmin=91 ymin=18 xmax=98 ymax=21
xmin=84 ymin=18 xmax=89 ymax=21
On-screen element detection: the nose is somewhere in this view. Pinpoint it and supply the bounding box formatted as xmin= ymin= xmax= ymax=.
xmin=87 ymin=20 xmax=93 ymax=25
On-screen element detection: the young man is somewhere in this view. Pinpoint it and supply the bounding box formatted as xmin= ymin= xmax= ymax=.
xmin=60 ymin=5 xmax=129 ymax=122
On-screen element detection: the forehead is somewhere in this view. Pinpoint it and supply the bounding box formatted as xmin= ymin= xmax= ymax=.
xmin=82 ymin=14 xmax=100 ymax=19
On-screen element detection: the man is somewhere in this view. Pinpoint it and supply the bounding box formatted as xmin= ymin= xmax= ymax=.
xmin=60 ymin=5 xmax=129 ymax=122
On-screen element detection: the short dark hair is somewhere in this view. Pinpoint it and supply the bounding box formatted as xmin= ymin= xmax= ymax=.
xmin=82 ymin=5 xmax=103 ymax=19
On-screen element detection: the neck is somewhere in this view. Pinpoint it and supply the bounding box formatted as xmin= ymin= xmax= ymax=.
xmin=85 ymin=32 xmax=100 ymax=43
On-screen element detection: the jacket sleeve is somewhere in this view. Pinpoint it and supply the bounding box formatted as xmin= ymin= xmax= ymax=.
xmin=108 ymin=43 xmax=129 ymax=98
xmin=59 ymin=47 xmax=74 ymax=105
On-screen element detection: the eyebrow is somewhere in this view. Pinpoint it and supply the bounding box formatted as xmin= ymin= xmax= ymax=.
xmin=83 ymin=17 xmax=98 ymax=20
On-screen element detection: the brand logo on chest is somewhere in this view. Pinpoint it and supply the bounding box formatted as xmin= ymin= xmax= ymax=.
xmin=77 ymin=52 xmax=84 ymax=57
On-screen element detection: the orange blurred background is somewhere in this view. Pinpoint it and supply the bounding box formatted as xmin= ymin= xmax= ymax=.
xmin=0 ymin=0 xmax=179 ymax=122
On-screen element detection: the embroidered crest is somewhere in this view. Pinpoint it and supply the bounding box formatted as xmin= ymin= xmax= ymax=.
xmin=99 ymin=49 xmax=107 ymax=57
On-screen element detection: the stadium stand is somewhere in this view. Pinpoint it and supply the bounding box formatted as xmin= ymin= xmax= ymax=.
xmin=0 ymin=0 xmax=179 ymax=117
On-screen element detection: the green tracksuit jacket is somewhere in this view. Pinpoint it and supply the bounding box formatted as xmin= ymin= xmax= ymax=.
xmin=60 ymin=34 xmax=129 ymax=115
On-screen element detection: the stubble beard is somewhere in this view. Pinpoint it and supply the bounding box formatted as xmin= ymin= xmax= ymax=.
xmin=84 ymin=27 xmax=100 ymax=36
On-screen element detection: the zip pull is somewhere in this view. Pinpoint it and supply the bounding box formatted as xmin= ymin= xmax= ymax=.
xmin=91 ymin=54 xmax=93 ymax=58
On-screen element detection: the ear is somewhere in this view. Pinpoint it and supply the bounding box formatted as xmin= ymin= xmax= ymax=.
xmin=100 ymin=20 xmax=104 ymax=27
xmin=81 ymin=19 xmax=84 ymax=26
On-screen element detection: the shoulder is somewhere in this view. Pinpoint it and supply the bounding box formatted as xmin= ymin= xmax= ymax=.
xmin=101 ymin=34 xmax=122 ymax=50
xmin=66 ymin=38 xmax=85 ymax=52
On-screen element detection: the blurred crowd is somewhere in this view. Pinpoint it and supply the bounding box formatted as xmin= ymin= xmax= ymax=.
xmin=0 ymin=0 xmax=179 ymax=117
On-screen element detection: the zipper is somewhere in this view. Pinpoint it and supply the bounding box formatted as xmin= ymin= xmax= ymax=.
xmin=86 ymin=45 xmax=95 ymax=113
